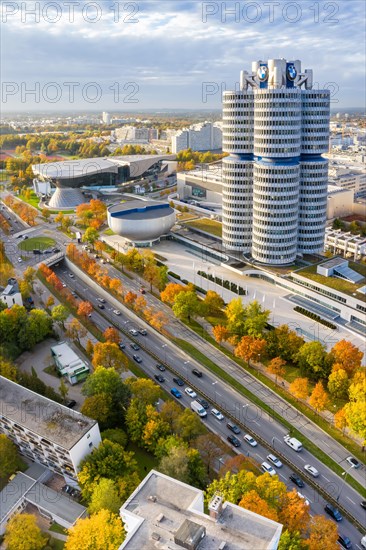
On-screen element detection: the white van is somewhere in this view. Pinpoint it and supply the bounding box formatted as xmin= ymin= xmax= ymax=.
xmin=191 ymin=400 xmax=207 ymax=418
xmin=284 ymin=434 xmax=303 ymax=452
xmin=361 ymin=535 xmax=366 ymax=549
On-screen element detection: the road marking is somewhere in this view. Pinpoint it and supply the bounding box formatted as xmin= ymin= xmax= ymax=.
xmin=346 ymin=496 xmax=356 ymax=505
xmin=304 ymin=494 xmax=313 ymax=503
xmin=255 ymin=453 xmax=264 ymax=461
xmin=323 ymin=476 xmax=330 ymax=482
xmin=279 ymin=473 xmax=286 ymax=481
xmin=298 ymin=456 xmax=306 ymax=462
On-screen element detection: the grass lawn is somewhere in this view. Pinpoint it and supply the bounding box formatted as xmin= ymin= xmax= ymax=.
xmin=49 ymin=523 xmax=67 ymax=535
xmin=126 ymin=441 xmax=158 ymax=479
xmin=104 ymin=228 xmax=115 ymax=236
xmin=184 ymin=217 xmax=222 ymax=237
xmin=18 ymin=191 xmax=40 ymax=210
xmin=49 ymin=537 xmax=65 ymax=549
xmin=18 ymin=236 xmax=56 ymax=251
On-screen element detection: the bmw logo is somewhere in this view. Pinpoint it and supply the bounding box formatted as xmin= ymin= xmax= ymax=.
xmin=257 ymin=65 xmax=268 ymax=81
xmin=287 ymin=64 xmax=297 ymax=81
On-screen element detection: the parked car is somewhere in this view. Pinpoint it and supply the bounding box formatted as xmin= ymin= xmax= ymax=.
xmin=133 ymin=354 xmax=142 ymax=363
xmin=227 ymin=435 xmax=241 ymax=448
xmin=171 ymin=387 xmax=182 ymax=398
xmin=227 ymin=422 xmax=241 ymax=434
xmin=338 ymin=534 xmax=352 ymax=549
xmin=289 ymin=473 xmax=304 ymax=488
xmin=156 ymin=364 xmax=166 ymax=371
xmin=346 ymin=456 xmax=360 ymax=469
xmin=130 ymin=343 xmax=140 ymax=351
xmin=173 ymin=377 xmax=184 ymax=387
xmin=191 ymin=369 xmax=203 ymax=378
xmin=243 ymin=434 xmax=258 ymax=447
xmin=196 ymin=398 xmax=209 ymax=409
xmin=324 ymin=503 xmax=342 ymax=521
xmin=266 ymin=454 xmax=283 ymax=468
xmin=154 ymin=374 xmax=165 ymax=383
xmin=211 ymin=408 xmax=224 ymax=421
xmin=304 ymin=464 xmax=319 ymax=478
xmin=138 ymin=329 xmax=147 ymax=336
xmin=261 ymin=462 xmax=276 ymax=476
xmin=185 ymin=387 xmax=197 ymax=399
xmin=65 ymin=400 xmax=77 ymax=409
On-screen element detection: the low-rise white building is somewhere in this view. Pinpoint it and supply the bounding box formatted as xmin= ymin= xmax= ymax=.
xmin=325 ymin=229 xmax=366 ymax=260
xmin=0 ymin=278 xmax=23 ymax=308
xmin=50 ymin=342 xmax=90 ymax=385
xmin=0 ymin=377 xmax=101 ymax=485
xmin=119 ymin=470 xmax=282 ymax=550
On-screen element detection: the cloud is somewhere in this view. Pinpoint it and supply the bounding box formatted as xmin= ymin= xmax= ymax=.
xmin=1 ymin=0 xmax=364 ymax=109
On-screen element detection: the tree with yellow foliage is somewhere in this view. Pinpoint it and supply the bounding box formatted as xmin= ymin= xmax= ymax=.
xmin=65 ymin=509 xmax=125 ymax=550
xmin=289 ymin=378 xmax=309 ymax=401
xmin=4 ymin=513 xmax=47 ymax=550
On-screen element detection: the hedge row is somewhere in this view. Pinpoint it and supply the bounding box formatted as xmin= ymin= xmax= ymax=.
xmin=197 ymin=270 xmax=247 ymax=295
xmin=293 ymin=306 xmax=337 ymax=330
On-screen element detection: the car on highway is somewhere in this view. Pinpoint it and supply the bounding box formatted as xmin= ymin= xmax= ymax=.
xmin=196 ymin=398 xmax=209 ymax=409
xmin=337 ymin=534 xmax=352 ymax=549
xmin=361 ymin=501 xmax=366 ymax=510
xmin=138 ymin=329 xmax=147 ymax=336
xmin=69 ymin=273 xmax=74 ymax=278
xmin=156 ymin=364 xmax=166 ymax=372
xmin=185 ymin=387 xmax=197 ymax=399
xmin=97 ymin=304 xmax=105 ymax=309
xmin=140 ymin=287 xmax=146 ymax=294
xmin=304 ymin=464 xmax=319 ymax=478
xmin=62 ymin=282 xmax=66 ymax=288
xmin=118 ymin=342 xmax=126 ymax=350
xmin=243 ymin=434 xmax=257 ymax=447
xmin=297 ymin=492 xmax=310 ymax=507
xmin=211 ymin=408 xmax=224 ymax=421
xmin=71 ymin=292 xmax=77 ymax=297
xmin=154 ymin=374 xmax=165 ymax=383
xmin=113 ymin=309 xmax=121 ymax=315
xmin=173 ymin=377 xmax=184 ymax=387
xmin=130 ymin=343 xmax=140 ymax=351
xmin=17 ymin=257 xmax=22 ymax=263
xmin=171 ymin=388 xmax=182 ymax=399
xmin=133 ymin=354 xmax=142 ymax=363
xmin=129 ymin=329 xmax=138 ymax=336
xmin=289 ymin=474 xmax=304 ymax=488
xmin=261 ymin=462 xmax=276 ymax=476
xmin=324 ymin=503 xmax=342 ymax=522
xmin=227 ymin=422 xmax=241 ymax=435
xmin=191 ymin=369 xmax=203 ymax=378
xmin=97 ymin=298 xmax=106 ymax=303
xmin=346 ymin=456 xmax=360 ymax=469
xmin=267 ymin=454 xmax=283 ymax=468
xmin=227 ymin=435 xmax=241 ymax=448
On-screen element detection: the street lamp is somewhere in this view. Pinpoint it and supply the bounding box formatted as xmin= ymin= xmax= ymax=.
xmin=337 ymin=466 xmax=353 ymax=502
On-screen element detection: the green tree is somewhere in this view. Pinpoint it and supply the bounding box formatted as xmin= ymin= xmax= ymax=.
xmin=65 ymin=509 xmax=125 ymax=550
xmin=88 ymin=478 xmax=121 ymax=515
xmin=4 ymin=513 xmax=47 ymax=550
xmin=194 ymin=433 xmax=226 ymax=475
xmin=175 ymin=408 xmax=206 ymax=442
xmin=82 ymin=227 xmax=99 ymax=249
xmin=142 ymin=404 xmax=170 ymax=452
xmin=158 ymin=445 xmax=201 ymax=485
xmin=203 ymin=290 xmax=225 ymax=315
xmin=278 ymin=530 xmax=306 ymax=550
xmin=23 ymin=266 xmax=36 ymax=288
xmin=172 ymin=290 xmax=201 ymax=321
xmin=225 ymin=297 xmax=247 ymax=337
xmin=125 ymin=377 xmax=161 ymax=406
xmin=81 ymin=394 xmax=114 ymax=430
xmin=0 ymin=356 xmax=18 ymax=381
xmin=125 ymin=399 xmax=148 ymax=443
xmin=101 ymin=428 xmax=128 ymax=448
xmin=157 ymin=265 xmax=169 ymax=290
xmin=143 ymin=262 xmax=160 ymax=291
xmin=51 ymin=304 xmax=69 ymax=328
xmin=266 ymin=325 xmax=304 ymax=362
xmin=296 ymin=341 xmax=329 ymax=380
xmin=243 ymin=300 xmax=270 ymax=338
xmin=0 ymin=434 xmax=23 ymax=478
xmin=59 ymin=378 xmax=69 ymax=401
xmin=327 ymin=368 xmax=349 ymax=399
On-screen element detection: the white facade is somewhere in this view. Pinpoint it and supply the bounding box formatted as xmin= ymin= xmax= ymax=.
xmin=172 ymin=122 xmax=222 ymax=153
xmin=0 ymin=278 xmax=23 ymax=308
xmin=325 ymin=229 xmax=366 ymax=260
xmin=222 ymin=58 xmax=330 ymax=264
xmin=102 ymin=111 xmax=111 ymax=124
xmin=327 ymin=185 xmax=354 ymax=219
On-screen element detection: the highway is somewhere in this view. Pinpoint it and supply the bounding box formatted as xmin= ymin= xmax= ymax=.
xmin=52 ymin=260 xmax=366 ymax=547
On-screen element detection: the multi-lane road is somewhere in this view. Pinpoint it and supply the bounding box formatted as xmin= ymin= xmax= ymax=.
xmin=51 ymin=261 xmax=366 ymax=547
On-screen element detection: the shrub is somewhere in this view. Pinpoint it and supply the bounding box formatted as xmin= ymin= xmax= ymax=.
xmin=293 ymin=306 xmax=337 ymax=330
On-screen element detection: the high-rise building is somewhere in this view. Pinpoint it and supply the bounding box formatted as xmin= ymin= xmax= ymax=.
xmin=102 ymin=111 xmax=111 ymax=124
xmin=222 ymin=58 xmax=330 ymax=264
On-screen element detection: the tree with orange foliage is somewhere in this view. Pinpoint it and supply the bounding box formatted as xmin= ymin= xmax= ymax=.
xmin=278 ymin=489 xmax=310 ymax=534
xmin=77 ymin=301 xmax=93 ymax=318
xmin=235 ymin=336 xmax=266 ymax=367
xmin=308 ymin=381 xmax=329 ymax=413
xmin=124 ymin=291 xmax=137 ymax=307
xmin=160 ymin=282 xmax=188 ymax=305
xmin=330 ymin=339 xmax=363 ymax=378
xmin=267 ymin=357 xmax=286 ymax=384
xmin=103 ymin=327 xmax=120 ymax=344
xmin=39 ymin=263 xmax=52 ymax=277
xmin=149 ymin=311 xmax=168 ymax=332
xmin=92 ymin=342 xmax=127 ymax=372
xmin=100 ymin=275 xmax=111 ymax=289
xmin=212 ymin=325 xmax=229 ymax=345
xmin=134 ymin=295 xmax=147 ymax=312
xmin=109 ymin=278 xmax=123 ymax=294
xmin=65 ymin=318 xmax=87 ymax=344
xmin=220 ymin=455 xmax=259 ymax=477
xmin=46 ymin=272 xmax=64 ymax=292
xmin=94 ymin=240 xmax=107 ymax=254
xmin=334 ymin=408 xmax=348 ymax=434
xmin=239 ymin=490 xmax=278 ymax=522
xmin=289 ymin=378 xmax=309 ymax=401
xmin=305 ymin=515 xmax=338 ymax=550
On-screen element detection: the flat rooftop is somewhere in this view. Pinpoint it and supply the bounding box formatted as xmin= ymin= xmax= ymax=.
xmin=108 ymin=200 xmax=174 ymax=220
xmin=120 ymin=470 xmax=282 ymax=550
xmin=0 ymin=376 xmax=96 ymax=450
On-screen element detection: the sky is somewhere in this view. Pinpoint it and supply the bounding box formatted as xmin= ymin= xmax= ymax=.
xmin=1 ymin=0 xmax=365 ymax=112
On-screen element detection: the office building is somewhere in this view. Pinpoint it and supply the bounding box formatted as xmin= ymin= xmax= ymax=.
xmin=119 ymin=470 xmax=282 ymax=549
xmin=222 ymin=58 xmax=330 ymax=264
xmin=172 ymin=122 xmax=222 ymax=153
xmin=102 ymin=111 xmax=111 ymax=125
xmin=0 ymin=377 xmax=101 ymax=485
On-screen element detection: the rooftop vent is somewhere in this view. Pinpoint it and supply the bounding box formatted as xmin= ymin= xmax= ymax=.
xmin=156 ymin=513 xmax=164 ymax=523
xmin=219 ymin=543 xmax=227 ymax=550
xmin=208 ymin=494 xmax=223 ymax=520
xmin=151 ymin=532 xmax=160 ymax=541
xmin=148 ymin=495 xmax=157 ymax=502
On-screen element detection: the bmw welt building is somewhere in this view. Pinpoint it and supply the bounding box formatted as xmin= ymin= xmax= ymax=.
xmin=222 ymin=58 xmax=330 ymax=265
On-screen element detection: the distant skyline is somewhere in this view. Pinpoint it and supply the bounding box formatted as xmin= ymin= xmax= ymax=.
xmin=1 ymin=0 xmax=365 ymax=112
